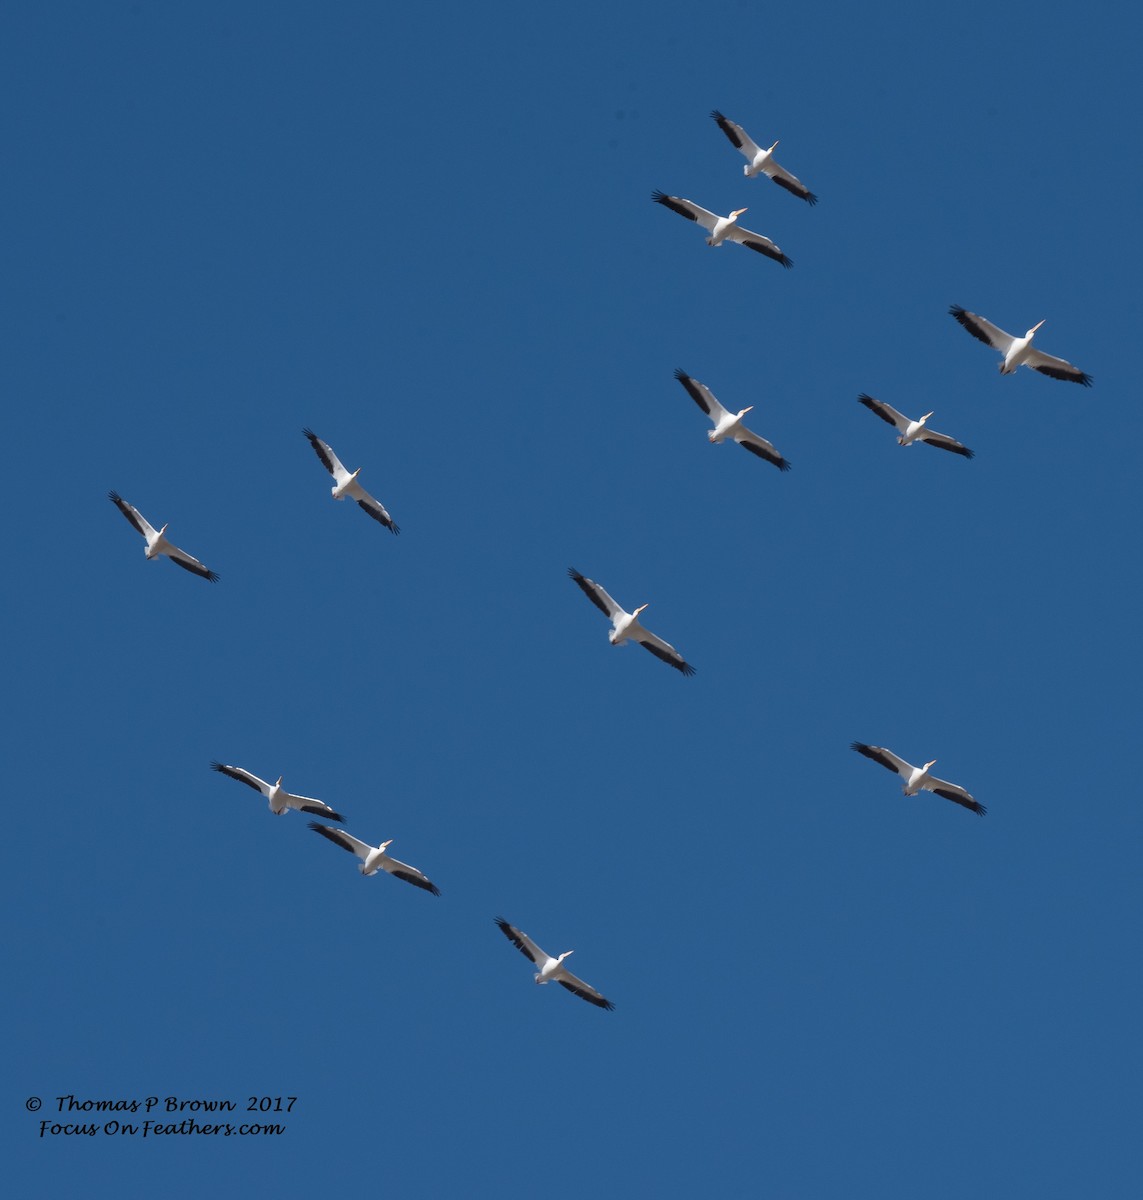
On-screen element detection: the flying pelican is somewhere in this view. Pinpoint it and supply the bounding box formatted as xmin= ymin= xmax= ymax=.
xmin=949 ymin=306 xmax=1092 ymax=385
xmin=710 ymin=111 xmax=818 ymax=204
xmin=568 ymin=568 xmax=695 ymax=676
xmin=209 ymin=761 xmax=344 ymax=822
xmin=652 ymin=191 xmax=793 ymax=267
xmin=308 ymin=823 xmax=440 ymax=894
xmin=303 ymin=429 xmax=399 ymax=534
xmin=851 ymin=742 xmax=986 ymax=816
xmin=108 ymin=492 xmax=219 ymax=581
xmin=857 ymin=395 xmax=974 ymax=458
xmin=495 ymin=917 xmax=614 ymax=1010
xmin=675 ymin=369 xmax=790 ymax=470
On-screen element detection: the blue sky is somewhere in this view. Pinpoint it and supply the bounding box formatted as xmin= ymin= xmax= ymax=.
xmin=5 ymin=2 xmax=1141 ymax=1195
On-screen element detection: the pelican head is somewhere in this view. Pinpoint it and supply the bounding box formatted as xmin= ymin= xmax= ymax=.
xmin=729 ymin=207 xmax=748 ymax=220
xmin=633 ymin=603 xmax=649 ymax=617
xmin=921 ymin=411 xmax=934 ymax=423
xmin=378 ymin=840 xmax=393 ymax=852
xmin=558 ymin=951 xmax=574 ymax=963
xmin=1028 ymin=320 xmax=1046 ymax=337
xmin=923 ymin=759 xmax=937 ymax=772
xmin=768 ymin=140 xmax=779 ymax=152
xmin=737 ymin=405 xmax=754 ymax=419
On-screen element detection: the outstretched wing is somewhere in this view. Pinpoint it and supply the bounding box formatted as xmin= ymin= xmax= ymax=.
xmin=634 ymin=628 xmax=695 ymax=677
xmin=164 ymin=541 xmax=220 ymax=582
xmin=918 ymin=429 xmax=974 ymax=458
xmin=1024 ymin=348 xmax=1093 ymax=386
xmin=495 ymin=917 xmax=547 ymax=967
xmin=348 ymin=483 xmax=399 ymax=534
xmin=568 ymin=568 xmax=623 ymax=620
xmin=211 ymin=761 xmax=271 ymax=796
xmin=927 ymin=777 xmax=986 ymax=816
xmin=949 ymin=306 xmax=1015 ymax=353
xmin=674 ymin=369 xmax=731 ymax=423
xmin=723 ymin=222 xmax=793 ymax=268
xmin=858 ymin=394 xmax=909 ymax=434
xmin=651 ymin=191 xmax=720 ymax=235
xmin=303 ymin=428 xmax=351 ymax=483
xmin=710 ymin=109 xmax=762 ymax=161
xmin=382 ymin=854 xmax=441 ymax=896
xmin=764 ymin=160 xmax=817 ymax=205
xmin=108 ymin=491 xmax=158 ymax=540
xmin=308 ymin=822 xmax=371 ymax=858
xmin=851 ymin=742 xmax=913 ymax=779
xmin=734 ymin=426 xmax=790 ymax=471
xmin=556 ymin=969 xmax=615 ymax=1011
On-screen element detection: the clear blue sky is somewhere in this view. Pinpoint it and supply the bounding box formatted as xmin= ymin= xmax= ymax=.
xmin=5 ymin=2 xmax=1141 ymax=1196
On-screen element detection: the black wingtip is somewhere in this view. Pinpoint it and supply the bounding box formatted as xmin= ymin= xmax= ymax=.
xmin=651 ymin=189 xmax=668 ymax=204
xmin=673 ymin=367 xmax=689 ymax=382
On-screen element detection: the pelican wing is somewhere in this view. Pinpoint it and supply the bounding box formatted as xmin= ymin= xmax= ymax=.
xmin=710 ymin=110 xmax=763 ymax=160
xmin=949 ymin=306 xmax=1015 ymax=353
xmin=293 ymin=798 xmax=344 ymax=821
xmin=674 ymin=369 xmax=731 ymax=423
xmin=108 ymin=491 xmax=157 ymax=539
xmin=495 ymin=917 xmax=548 ymax=967
xmin=764 ymin=160 xmax=818 ymax=205
xmin=858 ymin=394 xmax=909 ymax=434
xmin=633 ymin=628 xmax=695 ymax=677
xmin=734 ymin=427 xmax=790 ymax=471
xmin=164 ymin=542 xmax=220 ymax=582
xmin=651 ymin=191 xmax=720 ymax=234
xmin=851 ymin=741 xmax=914 ymax=779
xmin=308 ymin=822 xmax=371 ymax=858
xmin=723 ymin=223 xmax=793 ymax=268
xmin=303 ymin=428 xmax=351 ymax=483
xmin=1023 ymin=348 xmax=1093 ymax=386
xmin=381 ymin=854 xmax=441 ymax=896
xmin=927 ymin=777 xmax=986 ymax=816
xmin=348 ymin=483 xmax=400 ymax=534
xmin=556 ymin=969 xmax=615 ymax=1011
xmin=211 ymin=761 xmax=271 ymax=796
xmin=568 ymin=568 xmax=623 ymax=620
xmin=917 ymin=429 xmax=974 ymax=458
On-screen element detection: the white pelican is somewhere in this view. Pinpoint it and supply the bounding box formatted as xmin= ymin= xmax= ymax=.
xmin=108 ymin=492 xmax=219 ymax=581
xmin=652 ymin=191 xmax=793 ymax=267
xmin=857 ymin=395 xmax=974 ymax=458
xmin=568 ymin=568 xmax=695 ymax=676
xmin=675 ymin=369 xmax=790 ymax=470
xmin=303 ymin=429 xmax=399 ymax=534
xmin=308 ymin=822 xmax=440 ymax=895
xmin=710 ymin=111 xmax=818 ymax=204
xmin=851 ymin=742 xmax=986 ymax=816
xmin=210 ymin=761 xmax=344 ymax=822
xmin=949 ymin=306 xmax=1092 ymax=385
xmin=495 ymin=917 xmax=614 ymax=1010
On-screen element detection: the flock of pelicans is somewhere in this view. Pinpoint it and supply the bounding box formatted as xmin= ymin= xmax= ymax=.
xmin=108 ymin=109 xmax=1094 ymax=1013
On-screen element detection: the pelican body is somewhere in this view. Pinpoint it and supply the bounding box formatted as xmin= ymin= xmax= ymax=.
xmin=308 ymin=823 xmax=440 ymax=894
xmin=108 ymin=492 xmax=220 ymax=581
xmin=949 ymin=306 xmax=1092 ymax=385
xmin=675 ymin=369 xmax=790 ymax=469
xmin=710 ymin=111 xmax=818 ymax=204
xmin=857 ymin=395 xmax=973 ymax=458
xmin=210 ymin=761 xmax=345 ymax=821
xmin=568 ymin=568 xmax=695 ymax=675
xmin=652 ymin=192 xmax=793 ymax=267
xmin=851 ymin=742 xmax=985 ymax=816
xmin=495 ymin=917 xmax=614 ymax=1010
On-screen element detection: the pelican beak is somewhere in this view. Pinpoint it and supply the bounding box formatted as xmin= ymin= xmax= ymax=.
xmin=275 ymin=776 xmax=283 ymax=787
xmin=922 ymin=411 xmax=934 ymax=420
xmin=1031 ymin=320 xmax=1046 ymax=333
xmin=770 ymin=140 xmax=780 ymax=150
xmin=740 ymin=405 xmax=754 ymax=415
xmin=634 ymin=604 xmax=649 ymax=615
